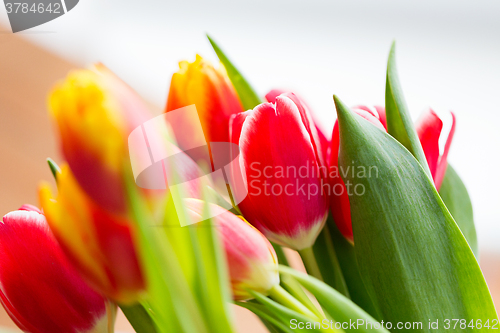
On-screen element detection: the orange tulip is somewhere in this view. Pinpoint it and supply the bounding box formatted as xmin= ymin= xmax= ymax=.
xmin=166 ymin=55 xmax=244 ymax=151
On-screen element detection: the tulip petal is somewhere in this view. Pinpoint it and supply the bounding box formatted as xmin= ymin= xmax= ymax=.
xmin=374 ymin=106 xmax=387 ymax=129
xmin=265 ymin=90 xmax=327 ymax=169
xmin=40 ymin=166 xmax=144 ymax=303
xmin=434 ymin=112 xmax=456 ymax=189
xmin=415 ymin=109 xmax=443 ymax=181
xmin=264 ymin=89 xmax=284 ymax=104
xmin=166 ymin=55 xmax=243 ymax=147
xmin=328 ymin=122 xmax=354 ymax=242
xmin=329 ymin=108 xmax=385 ymax=242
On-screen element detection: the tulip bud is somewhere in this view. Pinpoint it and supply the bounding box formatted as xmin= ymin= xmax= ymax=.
xmin=166 ymin=55 xmax=244 ymax=149
xmin=39 ymin=165 xmax=144 ymax=304
xmin=0 ymin=205 xmax=115 ymax=333
xmin=184 ymin=199 xmax=279 ymax=300
xmin=230 ymin=94 xmax=329 ymax=251
xmin=48 ymin=64 xmax=152 ymax=214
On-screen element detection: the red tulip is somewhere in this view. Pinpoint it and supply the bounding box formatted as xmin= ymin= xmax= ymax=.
xmin=329 ymin=105 xmax=455 ymax=241
xmin=0 ymin=205 xmax=115 ymax=333
xmin=415 ymin=108 xmax=456 ymax=189
xmin=230 ymin=93 xmax=328 ymax=251
xmin=184 ymin=199 xmax=279 ymax=300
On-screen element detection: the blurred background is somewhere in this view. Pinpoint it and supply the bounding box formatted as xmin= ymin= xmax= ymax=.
xmin=1 ymin=0 xmax=499 ymax=331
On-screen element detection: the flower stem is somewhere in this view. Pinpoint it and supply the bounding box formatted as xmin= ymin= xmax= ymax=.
xmin=269 ymin=284 xmax=318 ymax=320
xmin=298 ymin=246 xmax=324 ymax=282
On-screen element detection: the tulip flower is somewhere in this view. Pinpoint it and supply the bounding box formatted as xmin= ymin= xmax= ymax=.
xmin=415 ymin=108 xmax=456 ymax=189
xmin=329 ymin=105 xmax=455 ymax=241
xmin=166 ymin=55 xmax=244 ymax=149
xmin=0 ymin=205 xmax=115 ymax=333
xmin=39 ymin=165 xmax=145 ymax=303
xmin=48 ymin=64 xmax=152 ymax=214
xmin=184 ymin=199 xmax=279 ymax=301
xmin=229 ymin=93 xmax=329 ymax=252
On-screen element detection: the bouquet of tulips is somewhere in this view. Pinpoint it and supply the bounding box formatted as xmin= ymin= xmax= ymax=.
xmin=0 ymin=37 xmax=497 ymax=333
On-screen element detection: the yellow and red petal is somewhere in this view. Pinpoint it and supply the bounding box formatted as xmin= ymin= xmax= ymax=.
xmin=39 ymin=166 xmax=144 ymax=304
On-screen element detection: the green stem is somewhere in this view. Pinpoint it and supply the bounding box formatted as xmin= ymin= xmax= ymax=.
xmin=299 ymin=246 xmax=323 ymax=282
xmin=271 ymin=242 xmax=289 ymax=266
xmin=269 ymin=285 xmax=318 ymax=320
xmin=314 ymin=225 xmax=350 ymax=297
xmin=281 ymin=274 xmax=323 ymax=319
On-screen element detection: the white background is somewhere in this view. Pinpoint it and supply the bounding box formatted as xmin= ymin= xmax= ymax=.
xmin=1 ymin=0 xmax=499 ymax=251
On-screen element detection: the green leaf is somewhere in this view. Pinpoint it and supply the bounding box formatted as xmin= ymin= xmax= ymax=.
xmin=126 ymin=176 xmax=209 ymax=333
xmin=272 ymin=242 xmax=290 ymax=267
xmin=439 ymin=164 xmax=478 ymax=257
xmin=324 ymin=216 xmax=382 ymax=320
xmin=47 ymin=158 xmax=61 ymax=181
xmin=119 ymin=302 xmax=158 ymax=333
xmin=187 ymin=196 xmax=236 ymax=333
xmin=312 ymin=224 xmax=349 ymax=297
xmin=207 ymin=35 xmax=263 ymax=110
xmin=334 ymin=95 xmax=497 ymax=330
xmin=281 ymin=274 xmax=323 ymax=319
xmin=237 ymin=302 xmax=296 ymax=333
xmin=249 ymin=291 xmax=326 ymax=333
xmin=279 ymin=266 xmax=389 ymax=333
xmin=385 ymin=42 xmax=431 ymax=178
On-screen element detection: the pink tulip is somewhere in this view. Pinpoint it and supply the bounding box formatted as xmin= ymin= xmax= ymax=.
xmin=0 ymin=205 xmax=115 ymax=333
xmin=184 ymin=199 xmax=279 ymax=300
xmin=230 ymin=93 xmax=328 ymax=251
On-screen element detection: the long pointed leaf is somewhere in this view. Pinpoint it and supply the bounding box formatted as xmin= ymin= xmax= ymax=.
xmin=237 ymin=302 xmax=296 ymax=333
xmin=281 ymin=274 xmax=323 ymax=319
xmin=207 ymin=35 xmax=262 ymax=110
xmin=334 ymin=95 xmax=497 ymax=330
xmin=250 ymin=291 xmax=327 ymax=333
xmin=188 ymin=197 xmax=236 ymax=333
xmin=119 ymin=302 xmax=158 ymax=333
xmin=439 ymin=164 xmax=478 ymax=257
xmin=279 ymin=266 xmax=389 ymax=333
xmin=385 ymin=42 xmax=431 ymax=178
xmin=126 ymin=177 xmax=209 ymax=333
